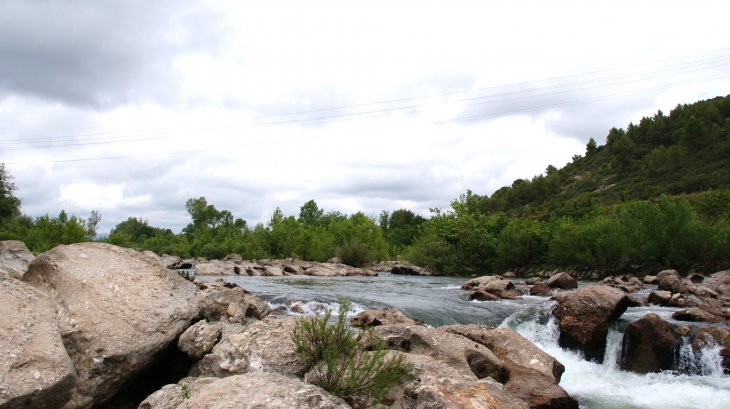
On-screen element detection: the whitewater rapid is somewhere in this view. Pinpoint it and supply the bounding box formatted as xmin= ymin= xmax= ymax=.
xmin=197 ymin=273 xmax=730 ymax=409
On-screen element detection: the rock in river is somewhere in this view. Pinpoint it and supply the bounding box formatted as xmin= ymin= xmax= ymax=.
xmin=552 ymin=285 xmax=630 ymax=362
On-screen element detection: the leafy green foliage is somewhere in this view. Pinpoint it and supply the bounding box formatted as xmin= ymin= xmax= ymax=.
xmin=0 ymin=163 xmax=21 ymax=225
xmin=0 ymin=211 xmax=96 ymax=254
xmin=291 ymin=299 xmax=413 ymax=405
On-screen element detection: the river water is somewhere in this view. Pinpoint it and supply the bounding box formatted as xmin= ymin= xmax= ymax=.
xmin=197 ymin=273 xmax=730 ymax=409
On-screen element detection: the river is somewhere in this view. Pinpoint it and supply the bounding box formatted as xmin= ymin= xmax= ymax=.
xmin=197 ymin=273 xmax=730 ymax=409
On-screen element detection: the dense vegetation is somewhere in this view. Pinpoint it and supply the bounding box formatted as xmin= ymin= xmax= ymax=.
xmin=2 ymin=95 xmax=729 ymax=275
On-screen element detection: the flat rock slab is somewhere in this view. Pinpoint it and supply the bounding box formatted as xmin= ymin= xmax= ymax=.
xmin=140 ymin=373 xmax=350 ymax=409
xmin=22 ymin=243 xmax=199 ymax=409
xmin=0 ymin=276 xmax=76 ymax=409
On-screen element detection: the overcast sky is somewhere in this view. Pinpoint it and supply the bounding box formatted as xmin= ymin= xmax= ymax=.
xmin=1 ymin=0 xmax=729 ymax=233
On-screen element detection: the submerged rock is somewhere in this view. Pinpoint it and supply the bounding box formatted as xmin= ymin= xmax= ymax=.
xmin=21 ymin=243 xmax=199 ymax=409
xmin=0 ymin=275 xmax=76 ymax=409
xmin=552 ymin=285 xmax=630 ymax=362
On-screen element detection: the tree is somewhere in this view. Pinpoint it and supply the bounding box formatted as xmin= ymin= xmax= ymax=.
xmin=299 ymin=200 xmax=324 ymax=226
xmin=586 ymin=138 xmax=598 ymax=155
xmin=0 ymin=163 xmax=21 ymax=224
xmin=87 ymin=210 xmax=101 ymax=239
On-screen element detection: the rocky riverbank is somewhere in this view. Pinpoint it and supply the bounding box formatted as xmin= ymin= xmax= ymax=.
xmin=0 ymin=241 xmax=572 ymax=409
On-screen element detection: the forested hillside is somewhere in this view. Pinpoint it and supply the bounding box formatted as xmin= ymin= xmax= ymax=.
xmin=478 ymin=94 xmax=730 ymax=220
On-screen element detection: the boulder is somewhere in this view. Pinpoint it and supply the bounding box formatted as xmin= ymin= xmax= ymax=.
xmin=647 ymin=290 xmax=672 ymax=305
xmin=546 ymin=272 xmax=577 ymax=289
xmin=350 ymin=308 xmax=424 ymax=327
xmin=160 ymin=254 xmax=183 ymax=269
xmin=194 ymin=260 xmax=240 ymax=276
xmin=461 ymin=275 xmax=504 ymax=291
xmin=0 ymin=276 xmax=76 ymax=409
xmin=384 ymin=353 xmax=529 ymax=409
xmin=529 ymin=281 xmax=552 ymax=297
xmin=525 ymin=277 xmax=542 ymax=285
xmin=503 ymin=271 xmax=516 ymax=278
xmin=657 ymin=269 xmax=685 ymax=294
xmin=140 ymin=373 xmax=350 ymax=409
xmin=326 ymin=257 xmax=340 ymax=264
xmin=391 ymin=264 xmax=433 ymax=276
xmin=177 ymin=321 xmax=222 ymax=360
xmin=0 ymin=240 xmax=35 ymax=279
xmin=552 ymin=285 xmax=630 ymax=362
xmin=621 ymin=313 xmax=689 ymax=373
xmin=702 ymin=270 xmax=730 ymax=296
xmin=440 ymin=324 xmax=565 ymax=383
xmin=190 ymin=317 xmax=305 ymax=379
xmin=672 ymin=307 xmax=726 ymax=323
xmin=365 ymin=324 xmax=509 ymax=383
xmin=196 ymin=281 xmax=269 ymax=324
xmin=21 ymin=243 xmax=199 ymax=409
xmin=261 ymin=265 xmax=285 ymax=276
xmin=483 ymin=279 xmax=522 ymax=299
xmin=643 ymin=275 xmax=658 ymax=284
xmin=500 ymin=360 xmax=578 ymax=409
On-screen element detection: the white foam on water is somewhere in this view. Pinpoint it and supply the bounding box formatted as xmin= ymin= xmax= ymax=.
xmin=268 ymin=299 xmax=367 ymax=318
xmin=503 ymin=305 xmax=730 ymax=409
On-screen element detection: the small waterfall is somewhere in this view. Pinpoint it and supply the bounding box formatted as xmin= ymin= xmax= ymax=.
xmin=678 ymin=335 xmax=726 ymax=377
xmin=602 ymin=328 xmax=624 ymax=369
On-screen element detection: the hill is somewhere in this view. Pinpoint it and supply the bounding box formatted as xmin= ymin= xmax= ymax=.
xmin=476 ymin=94 xmax=730 ymax=220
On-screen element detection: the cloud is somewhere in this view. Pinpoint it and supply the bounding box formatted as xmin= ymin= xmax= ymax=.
xmin=0 ymin=0 xmax=228 ymax=108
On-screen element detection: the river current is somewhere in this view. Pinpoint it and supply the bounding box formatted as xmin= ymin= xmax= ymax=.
xmin=197 ymin=273 xmax=730 ymax=409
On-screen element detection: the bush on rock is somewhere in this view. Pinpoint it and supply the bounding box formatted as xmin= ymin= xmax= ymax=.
xmin=291 ymin=299 xmax=413 ymax=406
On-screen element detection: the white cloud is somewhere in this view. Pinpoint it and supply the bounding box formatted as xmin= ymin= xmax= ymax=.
xmin=2 ymin=0 xmax=730 ymax=233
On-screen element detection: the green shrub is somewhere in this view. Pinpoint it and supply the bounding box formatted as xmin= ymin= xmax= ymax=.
xmin=336 ymin=239 xmax=374 ymax=267
xmin=291 ymin=299 xmax=413 ymax=406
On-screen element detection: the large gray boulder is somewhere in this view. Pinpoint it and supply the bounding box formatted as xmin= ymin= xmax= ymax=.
xmin=365 ymin=324 xmax=509 ymax=383
xmin=21 ymin=243 xmax=199 ymax=409
xmin=440 ymin=324 xmax=565 ymax=383
xmin=391 ymin=264 xmax=433 ymax=276
xmin=139 ymin=373 xmax=350 ymax=409
xmin=190 ymin=317 xmax=305 ymax=379
xmin=439 ymin=325 xmax=576 ymax=409
xmin=0 ymin=276 xmax=76 ymax=409
xmin=552 ymin=285 xmax=630 ymax=362
xmin=461 ymin=275 xmax=504 ymax=291
xmin=384 ymin=353 xmax=529 ymax=409
xmin=0 ymin=240 xmax=35 ymax=279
